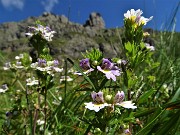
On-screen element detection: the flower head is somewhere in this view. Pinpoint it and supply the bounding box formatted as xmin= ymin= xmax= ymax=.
xmin=124 ymin=9 xmax=153 ymax=26
xmin=114 ymin=91 xmax=137 ymax=109
xmin=114 ymin=91 xmax=125 ymax=104
xmin=0 ymin=84 xmax=8 ymax=93
xmin=3 ymin=62 xmax=11 ymax=70
xmin=84 ymin=91 xmax=109 ymax=112
xmin=75 ymin=58 xmax=94 ymax=75
xmin=31 ymin=59 xmax=63 ymax=75
xmin=26 ymin=24 xmax=56 ymax=41
xmin=145 ymin=43 xmax=155 ymax=51
xmin=97 ymin=58 xmax=120 ymax=81
xmin=91 ymin=91 xmax=104 ymax=103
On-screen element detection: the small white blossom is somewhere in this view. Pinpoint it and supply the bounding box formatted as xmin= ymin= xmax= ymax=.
xmin=3 ymin=62 xmax=11 ymax=70
xmin=0 ymin=84 xmax=8 ymax=93
xmin=60 ymin=76 xmax=73 ymax=83
xmin=116 ymin=101 xmax=137 ymax=109
xmin=37 ymin=119 xmax=45 ymax=125
xmin=84 ymin=102 xmax=109 ymax=112
xmin=15 ymin=54 xmax=24 ymax=60
xmin=114 ymin=91 xmax=137 ymax=109
xmin=145 ymin=43 xmax=155 ymax=51
xmin=26 ymin=77 xmax=39 ymax=86
xmin=13 ymin=61 xmax=24 ymax=69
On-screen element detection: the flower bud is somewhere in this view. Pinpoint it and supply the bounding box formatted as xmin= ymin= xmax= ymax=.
xmin=105 ymin=94 xmax=112 ymax=102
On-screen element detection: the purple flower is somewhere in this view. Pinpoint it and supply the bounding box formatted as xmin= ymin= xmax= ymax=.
xmin=114 ymin=91 xmax=125 ymax=104
xmin=80 ymin=58 xmax=91 ymax=70
xmin=114 ymin=91 xmax=137 ymax=109
xmin=97 ymin=58 xmax=120 ymax=81
xmin=38 ymin=59 xmax=47 ymax=67
xmin=84 ymin=91 xmax=109 ymax=112
xmin=75 ymin=58 xmax=94 ymax=75
xmin=53 ymin=60 xmax=59 ymax=67
xmin=91 ymin=91 xmax=104 ymax=103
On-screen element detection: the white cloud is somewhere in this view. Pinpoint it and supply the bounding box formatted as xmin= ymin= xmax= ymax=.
xmin=41 ymin=0 xmax=58 ymax=12
xmin=1 ymin=0 xmax=24 ymax=10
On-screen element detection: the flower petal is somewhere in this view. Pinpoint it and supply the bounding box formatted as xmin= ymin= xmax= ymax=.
xmin=117 ymin=101 xmax=137 ymax=109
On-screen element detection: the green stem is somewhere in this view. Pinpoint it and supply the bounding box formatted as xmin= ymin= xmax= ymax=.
xmin=33 ymin=92 xmax=40 ymax=135
xmin=26 ymin=86 xmax=33 ymax=135
xmin=44 ymin=88 xmax=47 ymax=134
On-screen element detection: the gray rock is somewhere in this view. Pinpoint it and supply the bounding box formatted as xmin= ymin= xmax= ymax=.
xmin=84 ymin=12 xmax=105 ymax=29
xmin=0 ymin=12 xmax=125 ymax=61
xmin=59 ymin=15 xmax=68 ymax=24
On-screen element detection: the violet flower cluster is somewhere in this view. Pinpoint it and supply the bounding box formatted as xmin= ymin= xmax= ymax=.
xmin=76 ymin=58 xmax=121 ymax=81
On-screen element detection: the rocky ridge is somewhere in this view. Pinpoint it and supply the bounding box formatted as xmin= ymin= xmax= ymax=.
xmin=0 ymin=12 xmax=128 ymax=61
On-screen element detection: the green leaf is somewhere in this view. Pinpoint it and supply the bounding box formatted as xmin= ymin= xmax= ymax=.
xmin=136 ymin=109 xmax=166 ymax=135
xmin=138 ymin=89 xmax=156 ymax=104
xmin=156 ymin=110 xmax=180 ymax=135
xmin=125 ymin=42 xmax=133 ymax=53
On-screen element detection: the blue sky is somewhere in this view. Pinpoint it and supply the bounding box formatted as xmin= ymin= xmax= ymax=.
xmin=0 ymin=0 xmax=180 ymax=31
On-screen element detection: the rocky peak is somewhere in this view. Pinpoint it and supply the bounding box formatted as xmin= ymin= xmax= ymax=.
xmin=84 ymin=12 xmax=105 ymax=29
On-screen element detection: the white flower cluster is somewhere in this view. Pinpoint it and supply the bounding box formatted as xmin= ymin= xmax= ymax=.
xmin=26 ymin=77 xmax=39 ymax=86
xmin=3 ymin=54 xmax=32 ymax=70
xmin=30 ymin=59 xmax=63 ymax=76
xmin=26 ymin=24 xmax=56 ymax=41
xmin=124 ymin=9 xmax=153 ymax=26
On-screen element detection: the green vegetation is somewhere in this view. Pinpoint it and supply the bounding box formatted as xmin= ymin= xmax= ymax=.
xmin=0 ymin=8 xmax=180 ymax=135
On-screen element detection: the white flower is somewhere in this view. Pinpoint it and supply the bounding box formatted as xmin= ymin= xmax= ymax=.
xmin=60 ymin=76 xmax=73 ymax=83
xmin=15 ymin=54 xmax=24 ymax=60
xmin=74 ymin=68 xmax=94 ymax=75
xmin=124 ymin=9 xmax=153 ymax=26
xmin=84 ymin=102 xmax=109 ymax=112
xmin=138 ymin=16 xmax=153 ymax=25
xmin=114 ymin=91 xmax=137 ymax=109
xmin=3 ymin=62 xmax=11 ymax=70
xmin=145 ymin=43 xmax=155 ymax=51
xmin=26 ymin=77 xmax=39 ymax=86
xmin=124 ymin=9 xmax=142 ymax=21
xmin=0 ymin=84 xmax=8 ymax=93
xmin=116 ymin=101 xmax=137 ymax=109
xmin=37 ymin=119 xmax=45 ymax=125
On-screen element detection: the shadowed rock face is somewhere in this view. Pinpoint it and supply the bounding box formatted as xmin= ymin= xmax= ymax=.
xmin=84 ymin=12 xmax=105 ymax=29
xmin=0 ymin=12 xmax=155 ymax=61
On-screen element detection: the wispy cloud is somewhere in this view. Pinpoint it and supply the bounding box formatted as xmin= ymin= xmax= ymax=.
xmin=41 ymin=0 xmax=58 ymax=12
xmin=1 ymin=0 xmax=24 ymax=10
